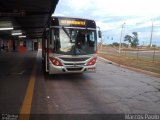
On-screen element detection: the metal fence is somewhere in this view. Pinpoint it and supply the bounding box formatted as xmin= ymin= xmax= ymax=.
xmin=98 ymin=45 xmax=160 ymax=63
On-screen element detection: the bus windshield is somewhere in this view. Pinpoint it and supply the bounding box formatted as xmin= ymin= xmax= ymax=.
xmin=53 ymin=27 xmax=97 ymax=55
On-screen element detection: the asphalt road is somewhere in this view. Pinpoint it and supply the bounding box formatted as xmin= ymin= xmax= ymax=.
xmin=0 ymin=51 xmax=37 ymax=114
xmin=0 ymin=50 xmax=160 ymax=119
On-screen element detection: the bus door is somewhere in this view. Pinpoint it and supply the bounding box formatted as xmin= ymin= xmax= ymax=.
xmin=44 ymin=29 xmax=50 ymax=72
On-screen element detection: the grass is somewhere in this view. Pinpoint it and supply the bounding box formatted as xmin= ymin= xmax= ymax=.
xmin=98 ymin=53 xmax=160 ymax=74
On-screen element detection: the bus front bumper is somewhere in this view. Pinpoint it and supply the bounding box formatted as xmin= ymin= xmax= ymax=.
xmin=48 ymin=63 xmax=96 ymax=74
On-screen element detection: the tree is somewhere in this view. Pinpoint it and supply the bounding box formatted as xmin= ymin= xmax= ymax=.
xmin=112 ymin=42 xmax=119 ymax=47
xmin=124 ymin=32 xmax=139 ymax=47
xmin=121 ymin=43 xmax=128 ymax=47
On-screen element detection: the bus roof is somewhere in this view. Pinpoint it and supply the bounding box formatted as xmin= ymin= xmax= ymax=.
xmin=52 ymin=16 xmax=95 ymax=22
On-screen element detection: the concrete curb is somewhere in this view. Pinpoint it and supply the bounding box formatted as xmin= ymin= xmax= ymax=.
xmin=98 ymin=56 xmax=160 ymax=78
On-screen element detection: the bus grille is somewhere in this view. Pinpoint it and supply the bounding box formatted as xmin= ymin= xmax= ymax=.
xmin=66 ymin=67 xmax=83 ymax=71
xmin=60 ymin=57 xmax=90 ymax=62
xmin=64 ymin=63 xmax=85 ymax=66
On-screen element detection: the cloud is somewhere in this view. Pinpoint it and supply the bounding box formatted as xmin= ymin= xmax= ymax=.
xmin=54 ymin=0 xmax=160 ymax=45
xmin=62 ymin=0 xmax=160 ymax=16
xmin=66 ymin=0 xmax=95 ymax=12
xmin=54 ymin=0 xmax=160 ymax=24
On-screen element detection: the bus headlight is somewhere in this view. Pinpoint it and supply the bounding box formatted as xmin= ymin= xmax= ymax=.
xmin=87 ymin=57 xmax=97 ymax=66
xmin=49 ymin=57 xmax=63 ymax=66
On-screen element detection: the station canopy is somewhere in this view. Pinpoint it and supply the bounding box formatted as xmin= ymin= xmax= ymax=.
xmin=0 ymin=0 xmax=59 ymax=39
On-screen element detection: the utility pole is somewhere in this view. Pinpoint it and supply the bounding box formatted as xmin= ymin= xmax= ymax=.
xmin=119 ymin=23 xmax=125 ymax=53
xmin=150 ymin=20 xmax=153 ymax=47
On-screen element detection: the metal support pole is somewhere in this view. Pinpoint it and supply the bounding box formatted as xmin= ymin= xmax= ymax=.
xmin=150 ymin=20 xmax=153 ymax=47
xmin=119 ymin=23 xmax=125 ymax=53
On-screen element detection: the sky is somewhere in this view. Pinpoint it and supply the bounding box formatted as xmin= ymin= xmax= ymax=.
xmin=54 ymin=0 xmax=160 ymax=46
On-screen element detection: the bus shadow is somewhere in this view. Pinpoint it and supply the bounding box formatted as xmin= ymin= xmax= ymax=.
xmin=44 ymin=73 xmax=87 ymax=82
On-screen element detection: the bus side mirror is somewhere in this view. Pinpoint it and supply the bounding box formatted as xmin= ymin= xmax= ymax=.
xmin=98 ymin=30 xmax=102 ymax=38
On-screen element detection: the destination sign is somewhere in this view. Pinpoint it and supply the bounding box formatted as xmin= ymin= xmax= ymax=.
xmin=60 ymin=20 xmax=85 ymax=26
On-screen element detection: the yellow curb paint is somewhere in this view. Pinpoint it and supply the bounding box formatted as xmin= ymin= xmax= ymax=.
xmin=19 ymin=64 xmax=36 ymax=120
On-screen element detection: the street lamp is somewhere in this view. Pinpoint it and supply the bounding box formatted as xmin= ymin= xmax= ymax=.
xmin=150 ymin=20 xmax=153 ymax=47
xmin=119 ymin=23 xmax=125 ymax=53
xmin=149 ymin=19 xmax=160 ymax=47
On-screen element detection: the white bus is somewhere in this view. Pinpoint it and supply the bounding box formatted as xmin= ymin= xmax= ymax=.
xmin=42 ymin=16 xmax=98 ymax=74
